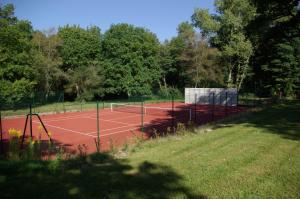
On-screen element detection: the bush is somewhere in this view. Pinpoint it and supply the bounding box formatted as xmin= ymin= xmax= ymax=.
xmin=156 ymin=87 xmax=183 ymax=99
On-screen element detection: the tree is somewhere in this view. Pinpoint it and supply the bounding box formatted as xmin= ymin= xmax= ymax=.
xmin=65 ymin=64 xmax=104 ymax=101
xmin=58 ymin=25 xmax=102 ymax=70
xmin=102 ymin=23 xmax=161 ymax=96
xmin=265 ymin=38 xmax=300 ymax=97
xmin=57 ymin=25 xmax=103 ymax=99
xmin=187 ymin=39 xmax=223 ymax=88
xmin=160 ymin=22 xmax=223 ymax=89
xmin=192 ymin=0 xmax=256 ymax=90
xmin=32 ymin=29 xmax=66 ymax=96
xmin=0 ymin=4 xmax=36 ymax=105
xmin=258 ymin=11 xmax=300 ymax=97
xmin=164 ymin=36 xmax=187 ymax=88
xmin=248 ymin=0 xmax=300 ymax=97
xmin=158 ymin=22 xmax=196 ymax=89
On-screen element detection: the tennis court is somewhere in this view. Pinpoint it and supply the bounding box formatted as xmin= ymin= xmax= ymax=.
xmin=1 ymin=100 xmax=247 ymax=154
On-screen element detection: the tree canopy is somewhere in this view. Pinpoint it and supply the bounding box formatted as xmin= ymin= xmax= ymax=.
xmin=0 ymin=1 xmax=299 ymax=104
xmin=0 ymin=4 xmax=36 ymax=105
xmin=102 ymin=23 xmax=161 ymax=96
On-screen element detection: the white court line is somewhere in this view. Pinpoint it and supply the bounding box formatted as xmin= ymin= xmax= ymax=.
xmin=42 ymin=116 xmax=88 ymax=122
xmin=33 ymin=121 xmax=96 ymax=138
xmin=90 ymin=127 xmax=141 ymax=138
xmin=40 ymin=113 xmax=97 ymax=122
xmin=35 ymin=120 xmax=141 ymax=139
xmin=41 ymin=109 xmax=140 ymax=123
xmin=87 ymin=113 xmax=140 ymax=121
xmin=33 ymin=119 xmax=146 ymax=139
xmin=85 ymin=122 xmax=144 ymax=135
xmin=84 ymin=116 xmax=135 ymax=126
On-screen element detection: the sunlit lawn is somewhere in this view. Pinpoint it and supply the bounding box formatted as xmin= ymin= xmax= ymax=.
xmin=0 ymin=101 xmax=299 ymax=198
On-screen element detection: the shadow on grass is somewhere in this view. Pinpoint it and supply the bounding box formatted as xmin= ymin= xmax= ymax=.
xmin=0 ymin=152 xmax=206 ymax=199
xmin=142 ymin=102 xmax=247 ymax=138
xmin=213 ymin=100 xmax=300 ymax=140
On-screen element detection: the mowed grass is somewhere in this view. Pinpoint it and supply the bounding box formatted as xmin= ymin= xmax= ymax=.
xmin=0 ymin=101 xmax=299 ymax=198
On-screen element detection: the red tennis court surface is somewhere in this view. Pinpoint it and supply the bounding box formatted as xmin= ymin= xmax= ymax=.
xmin=1 ymin=102 xmax=247 ymax=154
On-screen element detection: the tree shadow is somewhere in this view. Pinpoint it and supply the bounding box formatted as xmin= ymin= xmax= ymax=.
xmin=142 ymin=102 xmax=247 ymax=138
xmin=0 ymin=152 xmax=206 ymax=199
xmin=141 ymin=100 xmax=300 ymax=142
xmin=209 ymin=101 xmax=300 ymax=140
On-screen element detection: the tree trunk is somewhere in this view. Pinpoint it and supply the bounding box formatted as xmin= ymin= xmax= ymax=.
xmin=76 ymin=84 xmax=80 ymax=98
xmin=163 ymin=76 xmax=167 ymax=88
xmin=227 ymin=68 xmax=233 ymax=88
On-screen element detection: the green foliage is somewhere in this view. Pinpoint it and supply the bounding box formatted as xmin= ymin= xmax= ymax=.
xmin=102 ymin=23 xmax=161 ymax=96
xmin=57 ymin=25 xmax=103 ymax=99
xmin=192 ymin=0 xmax=256 ymax=90
xmin=249 ymin=0 xmax=300 ymax=97
xmin=262 ymin=36 xmax=300 ymax=97
xmin=1 ymin=1 xmax=299 ymax=103
xmin=0 ymin=4 xmax=37 ymax=105
xmin=57 ymin=25 xmax=102 ymax=70
xmin=0 ymin=77 xmax=35 ymax=107
xmin=159 ymin=36 xmax=187 ymax=88
xmin=160 ymin=22 xmax=224 ymax=89
xmin=65 ymin=64 xmax=104 ymax=101
xmin=32 ymin=29 xmax=65 ymax=94
xmin=156 ymin=87 xmax=182 ymax=99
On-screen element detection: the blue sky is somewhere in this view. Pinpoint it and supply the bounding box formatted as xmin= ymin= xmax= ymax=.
xmin=2 ymin=0 xmax=215 ymax=41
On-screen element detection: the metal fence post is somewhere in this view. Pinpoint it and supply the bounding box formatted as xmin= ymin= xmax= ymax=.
xmin=141 ymin=97 xmax=144 ymax=132
xmin=194 ymin=94 xmax=197 ymax=123
xmin=212 ymin=93 xmax=215 ymax=121
xmin=225 ymin=92 xmax=228 ymax=116
xmin=172 ymin=94 xmax=175 ymax=133
xmin=29 ymin=104 xmax=33 ymax=138
xmin=62 ymin=92 xmax=66 ymax=113
xmin=0 ymin=109 xmax=3 ymax=154
xmin=96 ymin=101 xmax=100 ymax=152
xmin=237 ymin=91 xmax=239 ymax=106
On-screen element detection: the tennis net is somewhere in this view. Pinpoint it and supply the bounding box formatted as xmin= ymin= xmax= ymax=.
xmin=110 ymin=103 xmax=192 ymax=121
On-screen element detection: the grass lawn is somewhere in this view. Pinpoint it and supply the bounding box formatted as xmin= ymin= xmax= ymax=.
xmin=0 ymin=101 xmax=299 ymax=198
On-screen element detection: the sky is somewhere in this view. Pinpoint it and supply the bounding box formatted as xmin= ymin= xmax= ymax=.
xmin=2 ymin=0 xmax=215 ymax=41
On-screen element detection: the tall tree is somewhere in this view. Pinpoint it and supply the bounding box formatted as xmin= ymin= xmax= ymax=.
xmin=102 ymin=23 xmax=161 ymax=96
xmin=248 ymin=0 xmax=300 ymax=97
xmin=192 ymin=0 xmax=256 ymax=90
xmin=0 ymin=4 xmax=36 ymax=105
xmin=65 ymin=64 xmax=104 ymax=100
xmin=57 ymin=25 xmax=103 ymax=99
xmin=163 ymin=36 xmax=187 ymax=88
xmin=161 ymin=22 xmax=223 ymax=89
xmin=158 ymin=22 xmax=196 ymax=89
xmin=187 ymin=39 xmax=223 ymax=88
xmin=32 ymin=29 xmax=65 ymax=96
xmin=58 ymin=25 xmax=102 ymax=70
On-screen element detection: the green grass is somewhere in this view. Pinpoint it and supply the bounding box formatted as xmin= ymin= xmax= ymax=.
xmin=0 ymin=101 xmax=299 ymax=198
